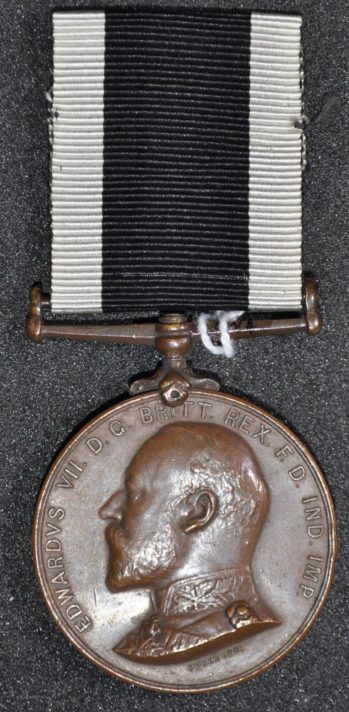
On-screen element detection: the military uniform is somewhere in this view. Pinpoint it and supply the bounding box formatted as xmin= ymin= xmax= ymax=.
xmin=114 ymin=568 xmax=279 ymax=663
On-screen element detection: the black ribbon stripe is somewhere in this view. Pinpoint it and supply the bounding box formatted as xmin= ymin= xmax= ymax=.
xmin=102 ymin=9 xmax=250 ymax=311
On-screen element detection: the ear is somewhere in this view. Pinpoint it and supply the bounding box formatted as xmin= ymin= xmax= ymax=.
xmin=182 ymin=489 xmax=218 ymax=534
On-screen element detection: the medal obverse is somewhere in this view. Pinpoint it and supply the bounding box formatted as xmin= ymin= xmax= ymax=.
xmin=33 ymin=391 xmax=335 ymax=693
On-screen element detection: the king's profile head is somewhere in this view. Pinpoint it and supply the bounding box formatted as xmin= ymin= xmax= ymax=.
xmin=99 ymin=421 xmax=278 ymax=662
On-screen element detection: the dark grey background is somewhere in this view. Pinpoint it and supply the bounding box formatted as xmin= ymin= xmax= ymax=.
xmin=0 ymin=0 xmax=348 ymax=710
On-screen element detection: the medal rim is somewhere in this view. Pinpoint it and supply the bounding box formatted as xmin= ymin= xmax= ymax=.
xmin=33 ymin=389 xmax=337 ymax=694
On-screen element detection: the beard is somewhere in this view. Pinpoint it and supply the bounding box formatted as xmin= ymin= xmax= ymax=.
xmin=105 ymin=520 xmax=181 ymax=592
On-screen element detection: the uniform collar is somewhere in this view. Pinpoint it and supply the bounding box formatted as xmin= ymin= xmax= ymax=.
xmin=159 ymin=567 xmax=255 ymax=617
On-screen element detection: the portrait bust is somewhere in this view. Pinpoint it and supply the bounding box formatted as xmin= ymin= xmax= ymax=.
xmin=99 ymin=422 xmax=278 ymax=663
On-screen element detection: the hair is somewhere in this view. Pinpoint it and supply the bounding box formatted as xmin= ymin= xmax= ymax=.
xmin=134 ymin=422 xmax=268 ymax=536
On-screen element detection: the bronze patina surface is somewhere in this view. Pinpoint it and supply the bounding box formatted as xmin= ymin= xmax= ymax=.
xmin=33 ymin=390 xmax=336 ymax=693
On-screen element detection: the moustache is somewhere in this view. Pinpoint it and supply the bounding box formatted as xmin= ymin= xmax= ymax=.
xmin=104 ymin=521 xmax=136 ymax=591
xmin=105 ymin=521 xmax=127 ymax=550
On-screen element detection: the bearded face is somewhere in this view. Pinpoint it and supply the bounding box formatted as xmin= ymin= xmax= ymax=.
xmin=104 ymin=518 xmax=181 ymax=591
xmin=99 ymin=454 xmax=188 ymax=592
xmin=99 ymin=423 xmax=268 ymax=594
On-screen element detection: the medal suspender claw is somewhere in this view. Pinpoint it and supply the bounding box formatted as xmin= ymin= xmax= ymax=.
xmin=29 ymin=10 xmax=336 ymax=694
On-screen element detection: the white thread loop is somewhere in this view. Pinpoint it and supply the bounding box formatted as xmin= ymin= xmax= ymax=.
xmin=197 ymin=311 xmax=244 ymax=358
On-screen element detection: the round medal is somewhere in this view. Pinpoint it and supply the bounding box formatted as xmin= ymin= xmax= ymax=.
xmin=33 ymin=390 xmax=336 ymax=693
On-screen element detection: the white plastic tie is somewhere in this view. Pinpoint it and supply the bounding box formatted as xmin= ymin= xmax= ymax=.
xmin=197 ymin=311 xmax=244 ymax=358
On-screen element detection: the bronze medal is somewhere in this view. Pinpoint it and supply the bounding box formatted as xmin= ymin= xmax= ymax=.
xmin=33 ymin=390 xmax=335 ymax=692
xmin=29 ymin=8 xmax=336 ymax=693
xmin=30 ymin=300 xmax=336 ymax=692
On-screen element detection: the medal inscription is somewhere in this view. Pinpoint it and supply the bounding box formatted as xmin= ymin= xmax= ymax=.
xmin=44 ymin=507 xmax=92 ymax=633
xmin=300 ymin=555 xmax=324 ymax=599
